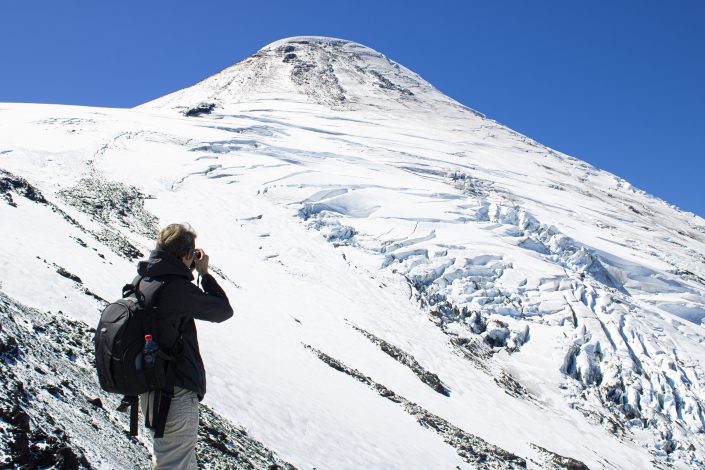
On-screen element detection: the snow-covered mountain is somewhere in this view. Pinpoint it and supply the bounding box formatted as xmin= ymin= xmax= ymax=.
xmin=1 ymin=36 xmax=704 ymax=469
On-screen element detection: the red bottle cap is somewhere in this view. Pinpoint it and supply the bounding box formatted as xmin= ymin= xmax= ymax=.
xmin=144 ymin=334 xmax=153 ymax=341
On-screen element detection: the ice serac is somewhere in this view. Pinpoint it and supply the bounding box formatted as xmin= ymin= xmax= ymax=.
xmin=1 ymin=36 xmax=705 ymax=469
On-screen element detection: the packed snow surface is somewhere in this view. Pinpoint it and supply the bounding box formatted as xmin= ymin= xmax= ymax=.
xmin=1 ymin=36 xmax=704 ymax=469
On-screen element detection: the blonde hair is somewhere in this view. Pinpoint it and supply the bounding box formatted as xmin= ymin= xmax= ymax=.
xmin=156 ymin=223 xmax=197 ymax=258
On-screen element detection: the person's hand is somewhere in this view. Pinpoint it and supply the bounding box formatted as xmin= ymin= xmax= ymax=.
xmin=194 ymin=249 xmax=209 ymax=276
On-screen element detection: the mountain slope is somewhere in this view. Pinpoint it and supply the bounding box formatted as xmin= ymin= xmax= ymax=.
xmin=1 ymin=36 xmax=704 ymax=469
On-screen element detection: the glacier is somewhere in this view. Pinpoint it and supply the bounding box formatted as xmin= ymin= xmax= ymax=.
xmin=1 ymin=36 xmax=704 ymax=469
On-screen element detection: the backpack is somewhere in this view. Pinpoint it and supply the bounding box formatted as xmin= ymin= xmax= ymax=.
xmin=94 ymin=276 xmax=179 ymax=437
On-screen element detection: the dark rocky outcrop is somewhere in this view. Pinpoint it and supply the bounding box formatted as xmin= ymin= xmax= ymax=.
xmin=304 ymin=344 xmax=526 ymax=468
xmin=185 ymin=103 xmax=216 ymax=117
xmin=59 ymin=176 xmax=159 ymax=239
xmin=56 ymin=266 xmax=83 ymax=283
xmin=1 ymin=169 xmax=145 ymax=261
xmin=530 ymin=444 xmax=590 ymax=470
xmin=0 ymin=169 xmax=48 ymax=207
xmin=350 ymin=324 xmax=450 ymax=396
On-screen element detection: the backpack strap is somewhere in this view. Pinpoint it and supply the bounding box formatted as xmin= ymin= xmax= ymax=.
xmin=152 ymin=378 xmax=174 ymax=438
xmin=129 ymin=395 xmax=140 ymax=436
xmin=143 ymin=358 xmax=178 ymax=438
xmin=117 ymin=395 xmax=140 ymax=436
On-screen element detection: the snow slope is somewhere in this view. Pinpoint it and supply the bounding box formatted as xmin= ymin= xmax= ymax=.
xmin=1 ymin=36 xmax=704 ymax=469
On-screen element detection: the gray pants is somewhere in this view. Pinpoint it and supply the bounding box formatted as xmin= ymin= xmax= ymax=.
xmin=141 ymin=386 xmax=199 ymax=470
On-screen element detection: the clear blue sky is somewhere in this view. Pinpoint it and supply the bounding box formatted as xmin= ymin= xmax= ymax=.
xmin=2 ymin=1 xmax=704 ymax=217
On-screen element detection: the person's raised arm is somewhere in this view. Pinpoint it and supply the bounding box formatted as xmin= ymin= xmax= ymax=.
xmin=160 ymin=273 xmax=233 ymax=323
xmin=183 ymin=276 xmax=233 ymax=322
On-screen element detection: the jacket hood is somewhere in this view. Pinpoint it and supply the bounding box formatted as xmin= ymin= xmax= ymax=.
xmin=137 ymin=249 xmax=194 ymax=280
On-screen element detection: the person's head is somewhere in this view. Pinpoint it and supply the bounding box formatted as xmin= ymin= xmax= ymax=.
xmin=156 ymin=223 xmax=198 ymax=266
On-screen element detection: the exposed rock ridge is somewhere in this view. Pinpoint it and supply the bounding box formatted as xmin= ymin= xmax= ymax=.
xmin=349 ymin=323 xmax=451 ymax=396
xmin=1 ymin=168 xmax=144 ymax=260
xmin=303 ymin=344 xmax=526 ymax=468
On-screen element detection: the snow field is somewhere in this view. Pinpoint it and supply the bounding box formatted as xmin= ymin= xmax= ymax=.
xmin=1 ymin=36 xmax=704 ymax=468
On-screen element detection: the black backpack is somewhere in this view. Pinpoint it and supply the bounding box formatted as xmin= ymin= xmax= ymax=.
xmin=94 ymin=276 xmax=178 ymax=437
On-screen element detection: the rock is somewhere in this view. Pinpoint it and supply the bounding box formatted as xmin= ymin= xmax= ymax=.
xmin=0 ymin=169 xmax=49 ymax=207
xmin=88 ymin=397 xmax=103 ymax=409
xmin=0 ymin=335 xmax=20 ymax=358
xmin=184 ymin=103 xmax=216 ymax=117
xmin=56 ymin=267 xmax=82 ymax=283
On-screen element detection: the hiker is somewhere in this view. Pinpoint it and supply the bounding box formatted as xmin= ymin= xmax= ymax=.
xmin=138 ymin=223 xmax=233 ymax=469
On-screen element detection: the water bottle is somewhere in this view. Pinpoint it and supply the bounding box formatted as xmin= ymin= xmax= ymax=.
xmin=143 ymin=334 xmax=159 ymax=369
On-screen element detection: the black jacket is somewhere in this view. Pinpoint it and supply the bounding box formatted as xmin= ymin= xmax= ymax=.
xmin=136 ymin=249 xmax=233 ymax=399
